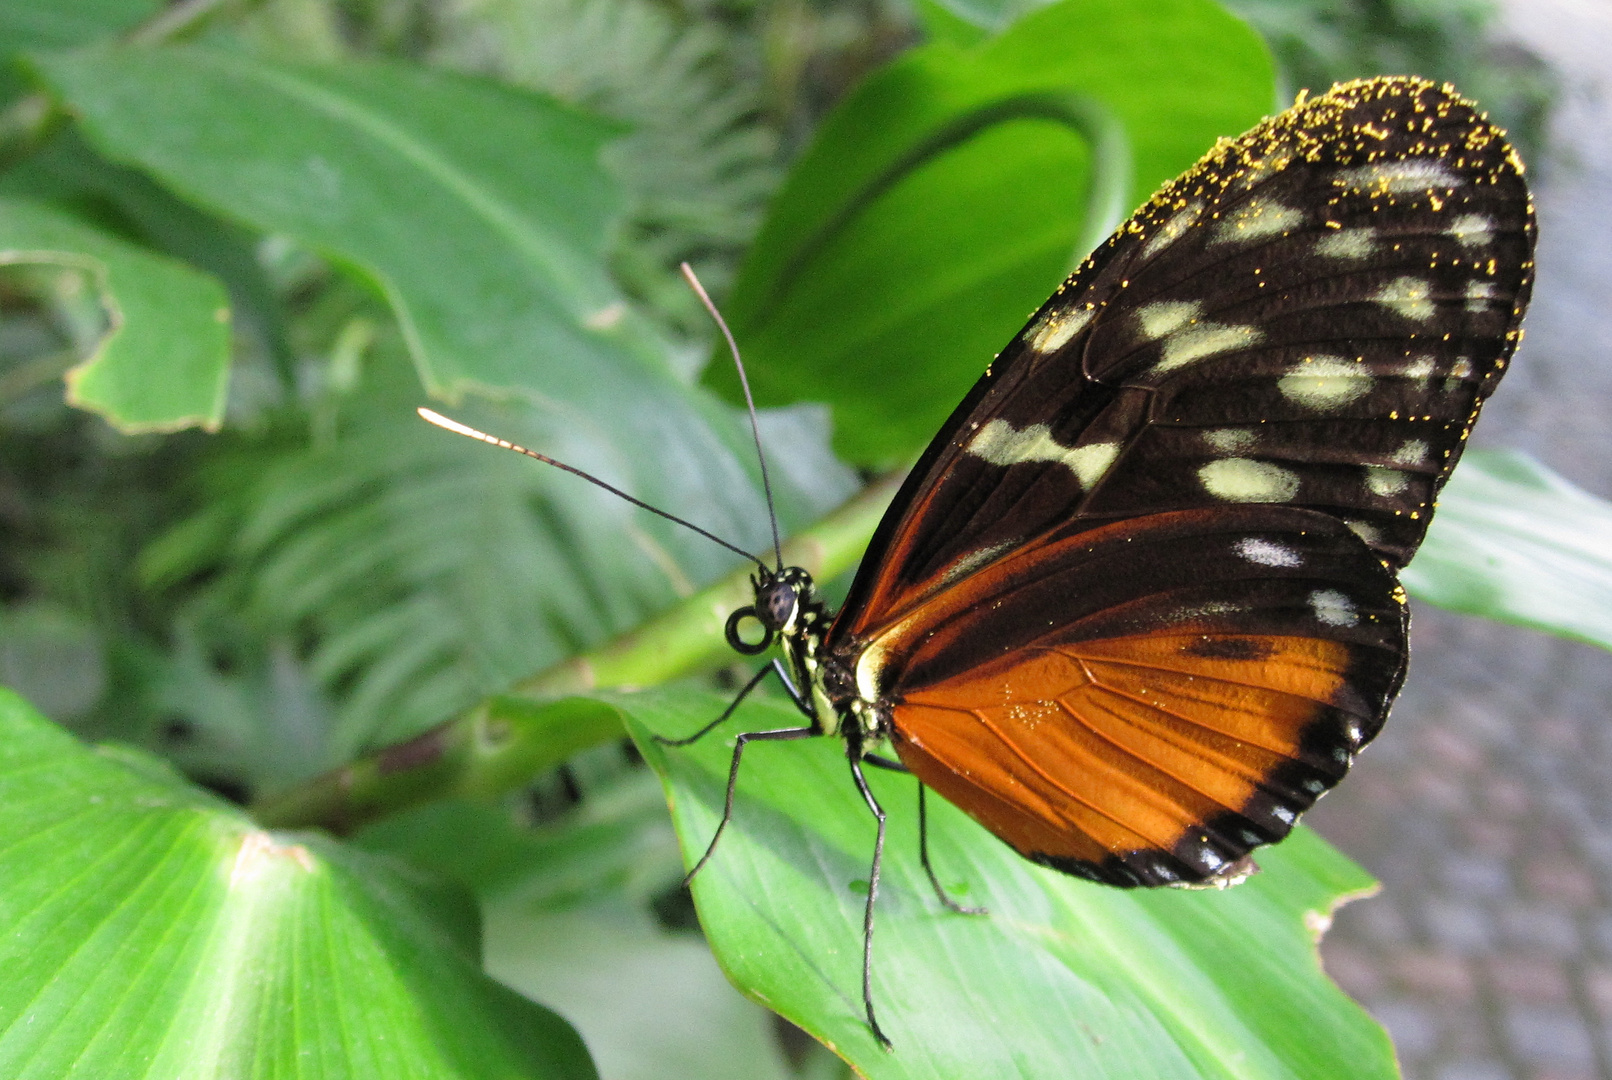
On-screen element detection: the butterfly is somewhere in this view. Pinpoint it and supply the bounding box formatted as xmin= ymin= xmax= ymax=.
xmin=425 ymin=75 xmax=1534 ymax=1048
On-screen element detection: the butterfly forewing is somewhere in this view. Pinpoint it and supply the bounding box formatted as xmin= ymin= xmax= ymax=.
xmin=826 ymin=77 xmax=1534 ymax=886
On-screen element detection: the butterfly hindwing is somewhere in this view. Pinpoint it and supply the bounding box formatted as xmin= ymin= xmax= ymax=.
xmin=872 ymin=506 xmax=1405 ymax=885
xmin=825 ymin=76 xmax=1534 ymax=886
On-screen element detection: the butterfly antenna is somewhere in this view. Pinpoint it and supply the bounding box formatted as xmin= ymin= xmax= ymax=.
xmin=418 ymin=408 xmax=768 ymax=573
xmin=680 ymin=262 xmax=785 ymax=572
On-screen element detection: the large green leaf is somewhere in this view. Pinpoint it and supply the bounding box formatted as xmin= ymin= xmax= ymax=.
xmin=0 ymin=687 xmax=597 ymax=1079
xmin=711 ymin=0 xmax=1276 ymax=463
xmin=1407 ymin=449 xmax=1612 ymax=652
xmin=0 ymin=197 xmax=230 ymax=430
xmin=27 ymin=46 xmax=665 ymax=402
xmin=0 ymin=0 xmax=157 ymax=102
xmin=615 ymin=688 xmax=1390 ymax=1080
xmin=361 ymin=781 xmax=801 ymax=1080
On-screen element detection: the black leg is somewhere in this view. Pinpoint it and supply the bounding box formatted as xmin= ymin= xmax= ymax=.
xmin=861 ymin=752 xmax=908 ymax=773
xmin=682 ymin=724 xmax=816 ymax=885
xmin=918 ymin=783 xmax=987 ymax=916
xmin=653 ymin=661 xmax=780 ymax=747
xmin=847 ymin=753 xmax=893 ymax=1050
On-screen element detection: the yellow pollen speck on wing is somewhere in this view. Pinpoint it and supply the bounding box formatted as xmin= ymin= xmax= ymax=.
xmin=1375 ymin=276 xmax=1437 ymax=321
xmin=1198 ymin=458 xmax=1301 ymax=502
xmin=1278 ymin=355 xmax=1373 ymax=410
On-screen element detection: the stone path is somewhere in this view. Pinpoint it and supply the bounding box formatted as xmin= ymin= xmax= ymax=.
xmin=1307 ymin=5 xmax=1612 ymax=1078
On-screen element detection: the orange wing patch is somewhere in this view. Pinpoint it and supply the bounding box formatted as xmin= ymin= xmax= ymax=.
xmin=889 ymin=631 xmax=1358 ymax=886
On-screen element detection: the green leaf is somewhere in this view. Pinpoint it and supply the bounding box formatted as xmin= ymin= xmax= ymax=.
xmin=0 ymin=197 xmax=230 ymax=431
xmin=0 ymin=0 xmax=158 ymax=102
xmin=619 ymin=688 xmax=1392 ymax=1079
xmin=26 ymin=45 xmax=665 ymax=405
xmin=1407 ymin=449 xmax=1612 ymax=652
xmin=361 ymin=784 xmax=801 ymax=1080
xmin=713 ymin=0 xmax=1276 ymax=463
xmin=0 ymin=686 xmax=598 ymax=1080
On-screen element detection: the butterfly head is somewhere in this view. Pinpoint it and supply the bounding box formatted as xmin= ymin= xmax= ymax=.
xmin=725 ymin=566 xmax=818 ymax=656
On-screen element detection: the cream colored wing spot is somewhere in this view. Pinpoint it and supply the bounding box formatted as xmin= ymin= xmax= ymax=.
xmin=1344 ymin=518 xmax=1382 ymax=545
xmin=1390 ymin=439 xmax=1430 ymax=467
xmin=1026 ymin=304 xmax=1096 ymax=354
xmin=939 ymin=539 xmax=1016 ymax=586
xmin=1210 ymin=197 xmax=1304 ymax=245
xmin=855 ymin=638 xmax=891 ymax=702
xmin=1337 ymin=159 xmax=1463 ymax=194
xmin=1465 ymin=281 xmax=1498 ymax=312
xmin=1449 ymin=213 xmax=1494 ymax=248
xmin=1136 ymin=300 xmax=1203 ymax=341
xmin=1315 ymin=228 xmax=1377 ymax=260
xmin=1203 ymin=427 xmax=1258 ymax=453
xmin=1278 ymin=355 xmax=1373 ymax=410
xmin=1197 ymin=458 xmax=1300 ymax=502
xmin=1402 ymin=354 xmax=1436 ymax=380
xmin=1375 ymin=276 xmax=1436 ymax=322
xmin=1309 ymin=589 xmax=1359 ymax=628
xmin=1141 ymin=202 xmax=1205 ymax=258
xmin=1154 ymin=322 xmax=1262 ymax=374
xmin=1365 ymin=466 xmax=1409 ymax=496
xmin=1233 ymin=537 xmax=1302 ymax=567
xmin=966 ymin=420 xmax=1121 ymax=488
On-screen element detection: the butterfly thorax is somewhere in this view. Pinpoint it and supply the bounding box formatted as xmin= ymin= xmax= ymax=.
xmin=747 ymin=566 xmax=885 ymax=746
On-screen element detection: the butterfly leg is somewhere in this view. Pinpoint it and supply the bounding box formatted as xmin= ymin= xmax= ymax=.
xmin=847 ymin=753 xmax=893 ymax=1049
xmin=653 ymin=660 xmax=783 ymax=747
xmin=682 ymin=722 xmax=816 ymax=886
xmin=918 ymin=783 xmax=988 ymax=916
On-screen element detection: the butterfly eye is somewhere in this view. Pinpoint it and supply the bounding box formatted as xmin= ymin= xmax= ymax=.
xmin=724 ymin=606 xmax=775 ymax=655
xmin=758 ymin=582 xmax=799 ymax=630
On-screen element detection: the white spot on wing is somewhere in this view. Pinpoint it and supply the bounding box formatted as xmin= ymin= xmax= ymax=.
xmin=1142 ymin=202 xmax=1204 ymax=258
xmin=1234 ymin=538 xmax=1302 ymax=567
xmin=1137 ymin=300 xmax=1203 ymax=340
xmin=1198 ymin=459 xmax=1300 ymax=502
xmin=1337 ymin=159 xmax=1463 ymax=193
xmin=1156 ymin=322 xmax=1262 ymax=373
xmin=1204 ymin=428 xmax=1257 ymax=453
xmin=1465 ymin=281 xmax=1498 ymax=312
xmin=1450 ymin=213 xmax=1493 ymax=247
xmin=1211 ymin=198 xmax=1304 ymax=245
xmin=1403 ymin=354 xmax=1436 ymax=380
xmin=1390 ymin=440 xmax=1429 ymax=466
xmin=1278 ymin=355 xmax=1372 ymax=410
xmin=1315 ymin=228 xmax=1376 ymax=260
xmin=1309 ymin=589 xmax=1358 ymax=627
xmin=940 ymin=540 xmax=1015 ymax=585
xmin=1365 ymin=466 xmax=1409 ymax=496
xmin=1375 ymin=276 xmax=1436 ymax=322
xmin=1345 ymin=519 xmax=1381 ymax=545
xmin=966 ymin=421 xmax=1120 ymax=488
xmin=1026 ymin=305 xmax=1096 ymax=354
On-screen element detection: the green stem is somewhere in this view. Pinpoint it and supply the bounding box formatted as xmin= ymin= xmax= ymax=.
xmin=251 ymin=469 xmax=906 ymax=832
